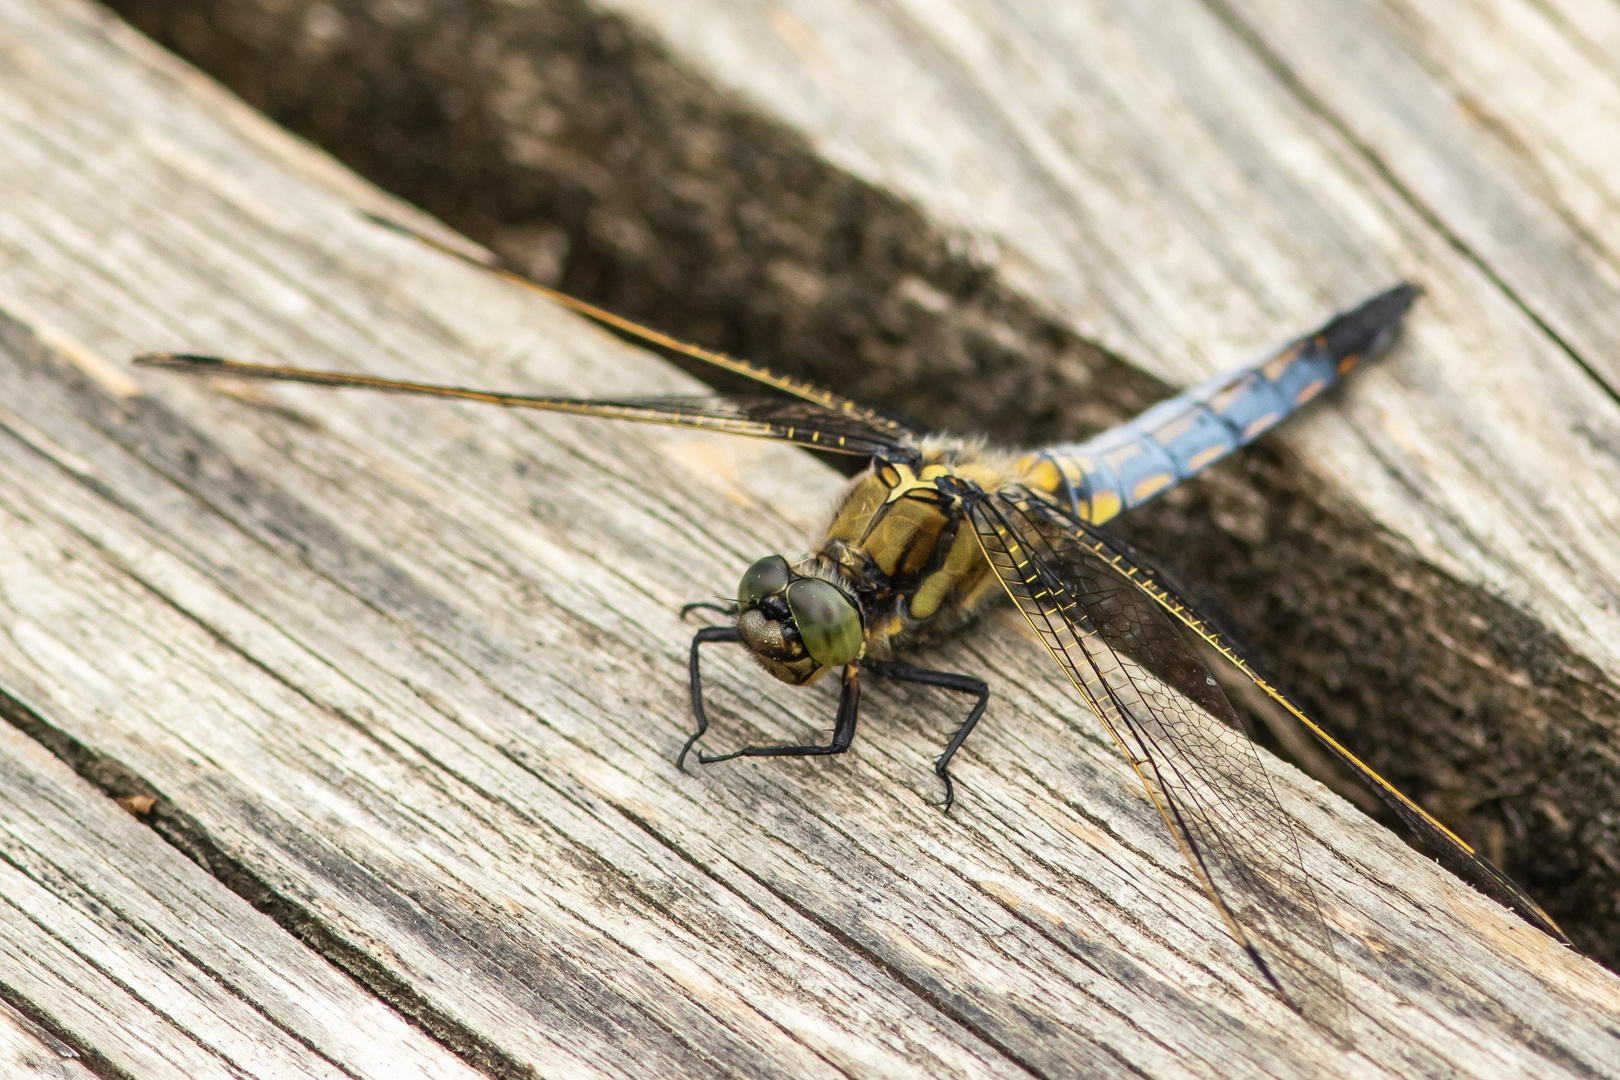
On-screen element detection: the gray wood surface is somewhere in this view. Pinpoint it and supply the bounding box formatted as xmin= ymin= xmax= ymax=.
xmin=0 ymin=713 xmax=482 ymax=1079
xmin=0 ymin=998 xmax=94 ymax=1080
xmin=1 ymin=0 xmax=1618 ymax=1078
xmin=565 ymin=0 xmax=1620 ymax=961
xmin=99 ymin=0 xmax=1620 ymax=961
xmin=1213 ymin=0 xmax=1620 ymax=389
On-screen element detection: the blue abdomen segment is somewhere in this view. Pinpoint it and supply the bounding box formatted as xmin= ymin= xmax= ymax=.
xmin=1017 ymin=283 xmax=1417 ymax=525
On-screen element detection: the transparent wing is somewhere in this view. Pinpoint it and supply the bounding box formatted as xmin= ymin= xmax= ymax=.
xmin=362 ymin=212 xmax=926 ymax=442
xmin=968 ymin=486 xmax=1349 ymax=1035
xmin=1007 ymin=492 xmax=1568 ymax=945
xmin=133 ymin=354 xmax=911 ymax=458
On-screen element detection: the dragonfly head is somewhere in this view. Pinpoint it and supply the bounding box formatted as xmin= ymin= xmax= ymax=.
xmin=734 ymin=555 xmax=863 ymax=684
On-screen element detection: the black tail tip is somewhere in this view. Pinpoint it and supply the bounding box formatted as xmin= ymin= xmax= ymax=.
xmin=1322 ymin=281 xmax=1421 ymax=361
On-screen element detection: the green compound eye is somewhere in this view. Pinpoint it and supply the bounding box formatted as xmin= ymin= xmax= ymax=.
xmin=737 ymin=555 xmax=790 ymax=606
xmin=786 ymin=578 xmax=863 ymax=667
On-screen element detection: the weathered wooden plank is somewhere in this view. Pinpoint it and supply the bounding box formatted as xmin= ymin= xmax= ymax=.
xmin=8 ymin=307 xmax=1618 ymax=1080
xmin=2 ymin=0 xmax=1618 ymax=1077
xmin=100 ymin=0 xmax=1620 ymax=961
xmin=1194 ymin=0 xmax=1620 ymax=954
xmin=0 ymin=715 xmax=485 ymax=1080
xmin=1207 ymin=0 xmax=1620 ymax=388
xmin=0 ymin=998 xmax=95 ymax=1080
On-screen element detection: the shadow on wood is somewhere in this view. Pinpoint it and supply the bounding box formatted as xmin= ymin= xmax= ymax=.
xmin=103 ymin=0 xmax=1620 ymax=963
xmin=0 ymin=0 xmax=1617 ymax=1077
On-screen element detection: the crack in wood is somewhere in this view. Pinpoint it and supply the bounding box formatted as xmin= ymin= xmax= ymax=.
xmin=99 ymin=0 xmax=1620 ymax=963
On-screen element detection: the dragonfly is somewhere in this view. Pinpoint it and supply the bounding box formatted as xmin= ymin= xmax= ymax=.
xmin=135 ymin=215 xmax=1566 ymax=1036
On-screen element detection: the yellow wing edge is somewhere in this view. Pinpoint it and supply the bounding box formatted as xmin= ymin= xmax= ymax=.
xmin=1067 ymin=526 xmax=1569 ymax=942
xmin=360 ymin=213 xmax=913 ymax=437
xmin=964 ymin=503 xmax=1278 ymax=979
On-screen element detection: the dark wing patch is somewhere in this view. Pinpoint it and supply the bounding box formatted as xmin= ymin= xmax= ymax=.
xmin=133 ymin=355 xmax=911 ymax=458
xmin=1010 ymin=493 xmax=1568 ymax=945
xmin=619 ymin=394 xmax=919 ymax=456
xmin=968 ymin=487 xmax=1349 ymax=1037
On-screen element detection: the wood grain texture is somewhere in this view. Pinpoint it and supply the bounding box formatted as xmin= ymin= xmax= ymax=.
xmin=509 ymin=0 xmax=1620 ymax=960
xmin=0 ymin=998 xmax=94 ymax=1080
xmin=0 ymin=716 xmax=484 ymax=1080
xmin=1 ymin=0 xmax=1618 ymax=1076
xmin=99 ymin=0 xmax=1620 ymax=959
xmin=1209 ymin=0 xmax=1620 ymax=390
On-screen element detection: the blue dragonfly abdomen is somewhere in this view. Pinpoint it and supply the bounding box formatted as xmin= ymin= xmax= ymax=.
xmin=1018 ymin=284 xmax=1417 ymax=524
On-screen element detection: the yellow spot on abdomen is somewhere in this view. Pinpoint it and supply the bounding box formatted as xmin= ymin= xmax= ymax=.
xmin=1151 ymin=414 xmax=1197 ymax=445
xmin=1130 ymin=474 xmax=1173 ymax=502
xmin=1184 ymin=444 xmax=1226 ymax=472
xmin=1088 ymin=490 xmax=1121 ymax=524
xmin=1263 ymin=344 xmax=1302 ymax=380
xmin=1242 ymin=413 xmax=1280 ymax=440
xmin=1016 ymin=454 xmax=1062 ymax=492
xmin=1104 ymin=443 xmax=1142 ymax=469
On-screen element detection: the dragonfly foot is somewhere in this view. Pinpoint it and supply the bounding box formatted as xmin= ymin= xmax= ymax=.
xmin=863 ymin=659 xmax=988 ymax=814
xmin=682 ymin=625 xmax=741 ymax=770
xmin=683 ymin=665 xmax=862 ymax=771
xmin=681 ymin=599 xmax=738 ymax=621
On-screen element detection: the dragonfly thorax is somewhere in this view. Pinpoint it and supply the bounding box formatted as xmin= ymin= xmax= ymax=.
xmin=809 ymin=446 xmax=1019 ymax=662
xmin=743 ymin=444 xmax=1075 ymax=676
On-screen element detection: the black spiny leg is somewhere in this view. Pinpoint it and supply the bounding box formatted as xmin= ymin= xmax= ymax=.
xmin=864 ymin=659 xmax=989 ymax=811
xmin=681 ymin=600 xmax=739 ymax=620
xmin=680 ymin=625 xmax=740 ymax=770
xmin=694 ymin=664 xmax=862 ymax=766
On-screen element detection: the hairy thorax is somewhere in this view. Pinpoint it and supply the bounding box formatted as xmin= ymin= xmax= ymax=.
xmin=797 ymin=437 xmax=1057 ymax=660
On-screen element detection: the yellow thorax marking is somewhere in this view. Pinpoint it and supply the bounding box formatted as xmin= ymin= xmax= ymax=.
xmin=878 ymin=461 xmax=950 ymax=504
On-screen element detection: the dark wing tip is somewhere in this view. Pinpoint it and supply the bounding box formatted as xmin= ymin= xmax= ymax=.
xmin=358 ymin=210 xmax=426 ymax=246
xmin=1322 ymin=282 xmax=1422 ymax=362
xmin=132 ymin=353 xmax=225 ymax=369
